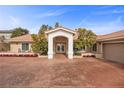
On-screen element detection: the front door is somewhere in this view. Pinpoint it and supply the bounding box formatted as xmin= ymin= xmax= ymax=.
xmin=56 ymin=43 xmax=65 ymax=53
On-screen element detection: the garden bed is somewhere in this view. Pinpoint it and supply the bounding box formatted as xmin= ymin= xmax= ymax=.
xmin=0 ymin=52 xmax=38 ymax=57
xmin=82 ymin=53 xmax=95 ymax=57
xmin=38 ymin=55 xmax=48 ymax=58
xmin=73 ymin=55 xmax=82 ymax=58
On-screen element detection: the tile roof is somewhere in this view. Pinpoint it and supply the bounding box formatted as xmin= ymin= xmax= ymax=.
xmin=7 ymin=34 xmax=33 ymax=42
xmin=0 ymin=30 xmax=12 ymax=33
xmin=97 ymin=30 xmax=124 ymax=41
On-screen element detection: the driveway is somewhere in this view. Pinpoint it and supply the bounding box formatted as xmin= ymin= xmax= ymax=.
xmin=0 ymin=57 xmax=124 ymax=88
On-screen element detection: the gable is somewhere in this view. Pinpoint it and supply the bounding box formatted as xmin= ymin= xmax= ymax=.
xmin=45 ymin=26 xmax=76 ymax=35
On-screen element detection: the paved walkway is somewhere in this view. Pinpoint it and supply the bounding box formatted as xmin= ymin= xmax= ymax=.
xmin=54 ymin=54 xmax=67 ymax=59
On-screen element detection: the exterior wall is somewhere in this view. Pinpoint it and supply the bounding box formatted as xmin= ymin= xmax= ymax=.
xmin=47 ymin=30 xmax=74 ymax=59
xmin=0 ymin=33 xmax=12 ymax=40
xmin=0 ymin=43 xmax=9 ymax=52
xmin=29 ymin=43 xmax=32 ymax=52
xmin=10 ymin=42 xmax=32 ymax=53
xmin=95 ymin=42 xmax=103 ymax=59
xmin=10 ymin=43 xmax=21 ymax=52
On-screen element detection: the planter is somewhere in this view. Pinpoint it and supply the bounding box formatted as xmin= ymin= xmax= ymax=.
xmin=74 ymin=55 xmax=82 ymax=58
xmin=82 ymin=53 xmax=95 ymax=57
xmin=38 ymin=54 xmax=48 ymax=58
xmin=95 ymin=53 xmax=103 ymax=59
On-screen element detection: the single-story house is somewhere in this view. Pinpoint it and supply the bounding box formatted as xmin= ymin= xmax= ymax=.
xmin=7 ymin=26 xmax=124 ymax=63
xmin=7 ymin=26 xmax=77 ymax=59
xmin=7 ymin=34 xmax=33 ymax=53
xmin=96 ymin=30 xmax=124 ymax=63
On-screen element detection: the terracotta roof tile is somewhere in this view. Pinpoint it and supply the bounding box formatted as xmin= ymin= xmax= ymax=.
xmin=97 ymin=30 xmax=124 ymax=41
xmin=7 ymin=34 xmax=33 ymax=42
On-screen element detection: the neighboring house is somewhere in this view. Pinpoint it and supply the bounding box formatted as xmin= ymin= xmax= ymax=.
xmin=0 ymin=30 xmax=12 ymax=51
xmin=7 ymin=34 xmax=33 ymax=53
xmin=0 ymin=30 xmax=12 ymax=40
xmin=8 ymin=26 xmax=77 ymax=59
xmin=96 ymin=30 xmax=124 ymax=63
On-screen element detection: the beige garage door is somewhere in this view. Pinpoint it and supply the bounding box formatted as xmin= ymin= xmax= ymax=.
xmin=103 ymin=43 xmax=124 ymax=63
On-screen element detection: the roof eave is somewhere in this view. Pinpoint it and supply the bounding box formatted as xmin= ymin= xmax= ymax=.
xmin=45 ymin=27 xmax=76 ymax=34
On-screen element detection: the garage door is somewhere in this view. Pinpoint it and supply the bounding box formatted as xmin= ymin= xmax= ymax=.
xmin=103 ymin=43 xmax=124 ymax=63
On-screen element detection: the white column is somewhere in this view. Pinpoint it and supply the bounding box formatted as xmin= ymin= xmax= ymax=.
xmin=68 ymin=36 xmax=73 ymax=59
xmin=48 ymin=35 xmax=53 ymax=59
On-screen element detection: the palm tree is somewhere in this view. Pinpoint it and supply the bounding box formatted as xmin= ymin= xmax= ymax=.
xmin=74 ymin=28 xmax=96 ymax=52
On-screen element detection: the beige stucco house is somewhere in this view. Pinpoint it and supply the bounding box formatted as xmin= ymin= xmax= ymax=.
xmin=7 ymin=34 xmax=33 ymax=53
xmin=8 ymin=26 xmax=77 ymax=59
xmin=7 ymin=26 xmax=124 ymax=63
xmin=96 ymin=30 xmax=124 ymax=63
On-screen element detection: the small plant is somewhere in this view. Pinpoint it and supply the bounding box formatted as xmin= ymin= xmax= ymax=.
xmin=74 ymin=50 xmax=81 ymax=56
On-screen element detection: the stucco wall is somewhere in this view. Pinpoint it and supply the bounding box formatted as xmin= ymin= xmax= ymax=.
xmin=10 ymin=42 xmax=32 ymax=53
xmin=0 ymin=33 xmax=12 ymax=40
xmin=0 ymin=43 xmax=9 ymax=52
xmin=47 ymin=30 xmax=73 ymax=59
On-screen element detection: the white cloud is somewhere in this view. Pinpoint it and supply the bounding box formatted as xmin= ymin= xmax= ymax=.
xmin=77 ymin=16 xmax=90 ymax=27
xmin=88 ymin=25 xmax=124 ymax=35
xmin=77 ymin=16 xmax=124 ymax=35
xmin=112 ymin=9 xmax=124 ymax=13
xmin=9 ymin=16 xmax=20 ymax=26
xmin=28 ymin=25 xmax=40 ymax=34
xmin=99 ymin=5 xmax=114 ymax=9
xmin=0 ymin=14 xmax=22 ymax=30
xmin=94 ymin=9 xmax=124 ymax=15
xmin=36 ymin=8 xmax=69 ymax=18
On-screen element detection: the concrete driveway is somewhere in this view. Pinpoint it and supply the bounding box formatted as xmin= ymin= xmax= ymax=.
xmin=0 ymin=57 xmax=124 ymax=88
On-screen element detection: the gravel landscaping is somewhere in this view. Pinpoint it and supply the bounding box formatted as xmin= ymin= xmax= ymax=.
xmin=0 ymin=56 xmax=124 ymax=88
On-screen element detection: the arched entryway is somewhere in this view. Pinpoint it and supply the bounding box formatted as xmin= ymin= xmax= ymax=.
xmin=53 ymin=36 xmax=68 ymax=58
xmin=45 ymin=26 xmax=75 ymax=59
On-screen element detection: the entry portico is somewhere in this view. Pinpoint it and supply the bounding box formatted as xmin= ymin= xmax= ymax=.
xmin=45 ymin=26 xmax=76 ymax=59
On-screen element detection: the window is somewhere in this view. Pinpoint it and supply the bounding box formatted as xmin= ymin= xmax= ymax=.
xmin=61 ymin=45 xmax=64 ymax=52
xmin=57 ymin=45 xmax=60 ymax=51
xmin=92 ymin=44 xmax=97 ymax=52
xmin=22 ymin=43 xmax=29 ymax=51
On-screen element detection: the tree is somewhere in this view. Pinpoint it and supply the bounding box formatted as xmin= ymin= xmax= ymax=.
xmin=31 ymin=25 xmax=48 ymax=55
xmin=55 ymin=22 xmax=59 ymax=28
xmin=48 ymin=26 xmax=53 ymax=30
xmin=38 ymin=24 xmax=53 ymax=34
xmin=31 ymin=34 xmax=48 ymax=55
xmin=11 ymin=27 xmax=29 ymax=38
xmin=38 ymin=25 xmax=48 ymax=34
xmin=74 ymin=28 xmax=96 ymax=52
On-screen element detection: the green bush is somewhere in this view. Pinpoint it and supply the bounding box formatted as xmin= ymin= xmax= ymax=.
xmin=31 ymin=34 xmax=48 ymax=55
xmin=74 ymin=51 xmax=81 ymax=56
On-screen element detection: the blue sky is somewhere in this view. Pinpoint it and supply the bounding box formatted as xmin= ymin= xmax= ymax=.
xmin=0 ymin=5 xmax=124 ymax=35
